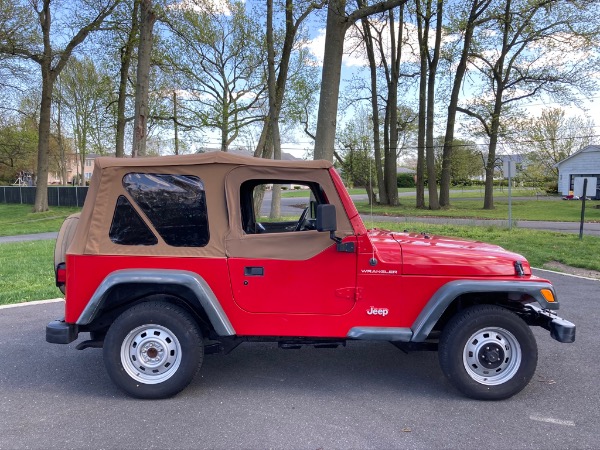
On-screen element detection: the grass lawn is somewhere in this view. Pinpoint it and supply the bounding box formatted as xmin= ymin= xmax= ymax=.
xmin=281 ymin=187 xmax=373 ymax=198
xmin=0 ymin=204 xmax=81 ymax=236
xmin=0 ymin=240 xmax=58 ymax=305
xmin=357 ymin=198 xmax=600 ymax=222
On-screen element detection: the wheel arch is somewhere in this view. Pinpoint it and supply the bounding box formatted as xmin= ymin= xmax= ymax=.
xmin=410 ymin=280 xmax=558 ymax=342
xmin=76 ymin=269 xmax=235 ymax=337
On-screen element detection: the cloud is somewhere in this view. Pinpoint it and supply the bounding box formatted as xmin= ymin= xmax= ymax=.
xmin=169 ymin=0 xmax=242 ymax=16
xmin=305 ymin=20 xmax=444 ymax=69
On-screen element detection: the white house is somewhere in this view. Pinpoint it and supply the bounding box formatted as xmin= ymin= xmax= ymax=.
xmin=556 ymin=145 xmax=600 ymax=199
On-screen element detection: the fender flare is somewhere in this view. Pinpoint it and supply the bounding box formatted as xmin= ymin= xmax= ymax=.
xmin=410 ymin=280 xmax=558 ymax=342
xmin=76 ymin=269 xmax=235 ymax=336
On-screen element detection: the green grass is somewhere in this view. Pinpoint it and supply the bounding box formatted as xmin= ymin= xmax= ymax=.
xmin=373 ymin=221 xmax=600 ymax=272
xmin=281 ymin=187 xmax=370 ymax=198
xmin=0 ymin=204 xmax=81 ymax=236
xmin=0 ymin=240 xmax=59 ymax=305
xmin=427 ymin=187 xmax=540 ymax=199
xmin=357 ymin=198 xmax=600 ymax=222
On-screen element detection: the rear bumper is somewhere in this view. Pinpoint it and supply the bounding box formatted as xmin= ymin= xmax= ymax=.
xmin=525 ymin=303 xmax=576 ymax=343
xmin=46 ymin=319 xmax=79 ymax=344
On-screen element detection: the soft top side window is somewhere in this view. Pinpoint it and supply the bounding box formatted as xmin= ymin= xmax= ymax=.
xmin=109 ymin=195 xmax=158 ymax=246
xmin=240 ymin=180 xmax=327 ymax=234
xmin=117 ymin=173 xmax=210 ymax=247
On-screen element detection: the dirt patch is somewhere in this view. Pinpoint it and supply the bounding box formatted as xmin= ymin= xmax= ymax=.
xmin=543 ymin=261 xmax=600 ymax=280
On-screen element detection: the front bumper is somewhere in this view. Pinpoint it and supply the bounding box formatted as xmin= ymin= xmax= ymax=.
xmin=525 ymin=303 xmax=576 ymax=343
xmin=46 ymin=319 xmax=79 ymax=344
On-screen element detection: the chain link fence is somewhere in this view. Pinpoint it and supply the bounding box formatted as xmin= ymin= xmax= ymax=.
xmin=0 ymin=186 xmax=88 ymax=207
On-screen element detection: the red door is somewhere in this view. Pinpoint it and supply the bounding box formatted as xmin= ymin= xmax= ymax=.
xmin=227 ymin=234 xmax=357 ymax=315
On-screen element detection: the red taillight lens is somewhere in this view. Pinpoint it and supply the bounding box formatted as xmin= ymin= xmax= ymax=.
xmin=55 ymin=262 xmax=66 ymax=287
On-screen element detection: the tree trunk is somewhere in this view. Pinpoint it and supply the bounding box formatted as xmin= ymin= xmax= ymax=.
xmin=55 ymin=95 xmax=68 ymax=185
xmin=360 ymin=15 xmax=387 ymax=204
xmin=116 ymin=0 xmax=139 ymax=158
xmin=483 ymin=0 xmax=510 ymax=210
xmin=440 ymin=0 xmax=488 ymax=207
xmin=34 ymin=71 xmax=53 ymax=212
xmin=314 ymin=0 xmax=348 ymax=162
xmin=266 ymin=0 xmax=282 ymax=219
xmin=425 ymin=0 xmax=442 ymax=210
xmin=415 ymin=1 xmax=427 ymax=209
xmin=385 ymin=6 xmax=403 ymax=207
xmin=132 ymin=0 xmax=156 ymax=158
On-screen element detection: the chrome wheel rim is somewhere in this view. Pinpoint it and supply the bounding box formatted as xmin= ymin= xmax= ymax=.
xmin=462 ymin=327 xmax=521 ymax=386
xmin=120 ymin=324 xmax=182 ymax=384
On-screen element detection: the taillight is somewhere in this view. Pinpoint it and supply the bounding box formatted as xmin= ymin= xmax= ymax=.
xmin=55 ymin=262 xmax=66 ymax=288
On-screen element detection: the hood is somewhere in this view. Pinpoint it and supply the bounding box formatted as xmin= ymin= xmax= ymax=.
xmin=369 ymin=230 xmax=530 ymax=277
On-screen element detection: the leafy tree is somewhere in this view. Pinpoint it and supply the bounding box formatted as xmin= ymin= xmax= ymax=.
xmin=415 ymin=0 xmax=443 ymax=210
xmin=0 ymin=0 xmax=122 ymax=211
xmin=517 ymin=108 xmax=596 ymax=181
xmin=164 ymin=0 xmax=267 ymax=152
xmin=357 ymin=2 xmax=415 ymax=206
xmin=434 ymin=137 xmax=482 ymax=184
xmin=337 ymin=110 xmax=378 ymax=203
xmin=58 ymin=57 xmax=112 ymax=185
xmin=313 ymin=0 xmax=409 ymax=163
xmin=457 ymin=0 xmax=600 ymax=209
xmin=256 ymin=0 xmax=325 ymax=218
xmin=439 ymin=0 xmax=493 ymax=207
xmin=0 ymin=119 xmax=37 ymax=184
xmin=132 ymin=0 xmax=156 ymax=157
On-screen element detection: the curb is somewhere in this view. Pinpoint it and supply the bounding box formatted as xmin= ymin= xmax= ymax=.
xmin=0 ymin=298 xmax=64 ymax=310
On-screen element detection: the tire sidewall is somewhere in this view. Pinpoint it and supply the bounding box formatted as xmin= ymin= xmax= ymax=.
xmin=103 ymin=302 xmax=203 ymax=399
xmin=439 ymin=305 xmax=538 ymax=400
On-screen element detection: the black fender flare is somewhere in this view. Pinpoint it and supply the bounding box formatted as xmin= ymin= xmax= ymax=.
xmin=410 ymin=280 xmax=558 ymax=342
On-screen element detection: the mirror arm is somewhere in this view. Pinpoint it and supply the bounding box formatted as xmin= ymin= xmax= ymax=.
xmin=330 ymin=231 xmax=355 ymax=253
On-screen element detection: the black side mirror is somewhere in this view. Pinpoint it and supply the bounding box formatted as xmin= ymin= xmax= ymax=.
xmin=316 ymin=204 xmax=337 ymax=232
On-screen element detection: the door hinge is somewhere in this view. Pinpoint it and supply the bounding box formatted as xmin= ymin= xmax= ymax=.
xmin=335 ymin=287 xmax=363 ymax=301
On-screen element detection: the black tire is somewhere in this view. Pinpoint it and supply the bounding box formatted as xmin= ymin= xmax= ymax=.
xmin=439 ymin=305 xmax=537 ymax=400
xmin=103 ymin=301 xmax=203 ymax=399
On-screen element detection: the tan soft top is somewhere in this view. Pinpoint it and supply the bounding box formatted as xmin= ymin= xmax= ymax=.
xmin=93 ymin=152 xmax=333 ymax=170
xmin=68 ymin=152 xmax=354 ymax=260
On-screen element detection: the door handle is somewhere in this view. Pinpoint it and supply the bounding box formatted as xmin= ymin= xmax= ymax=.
xmin=244 ymin=266 xmax=264 ymax=276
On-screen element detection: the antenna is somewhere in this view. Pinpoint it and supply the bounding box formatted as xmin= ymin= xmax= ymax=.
xmin=369 ymin=156 xmax=376 ymax=266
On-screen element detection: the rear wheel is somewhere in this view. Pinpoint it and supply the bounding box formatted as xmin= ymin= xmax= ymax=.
xmin=439 ymin=305 xmax=537 ymax=400
xmin=103 ymin=301 xmax=203 ymax=399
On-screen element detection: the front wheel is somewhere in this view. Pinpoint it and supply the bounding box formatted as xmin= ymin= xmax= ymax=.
xmin=439 ymin=305 xmax=537 ymax=400
xmin=103 ymin=301 xmax=203 ymax=399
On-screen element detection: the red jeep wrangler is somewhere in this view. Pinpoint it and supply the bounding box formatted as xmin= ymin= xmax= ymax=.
xmin=46 ymin=152 xmax=575 ymax=400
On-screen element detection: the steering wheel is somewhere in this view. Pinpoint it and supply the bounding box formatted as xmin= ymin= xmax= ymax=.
xmin=295 ymin=207 xmax=310 ymax=231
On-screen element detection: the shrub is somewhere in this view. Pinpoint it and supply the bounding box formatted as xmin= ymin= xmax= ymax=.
xmin=545 ymin=182 xmax=559 ymax=194
xmin=397 ymin=173 xmax=415 ymax=188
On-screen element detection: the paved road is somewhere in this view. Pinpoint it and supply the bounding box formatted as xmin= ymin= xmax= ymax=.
xmin=0 ymin=232 xmax=59 ymax=243
xmin=0 ymin=271 xmax=597 ymax=449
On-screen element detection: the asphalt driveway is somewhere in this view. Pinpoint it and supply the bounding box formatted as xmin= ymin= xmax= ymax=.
xmin=0 ymin=270 xmax=598 ymax=449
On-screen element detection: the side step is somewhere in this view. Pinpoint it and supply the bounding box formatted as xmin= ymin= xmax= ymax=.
xmin=278 ymin=340 xmax=346 ymax=349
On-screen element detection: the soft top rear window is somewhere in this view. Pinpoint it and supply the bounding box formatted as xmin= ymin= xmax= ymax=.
xmin=121 ymin=173 xmax=209 ymax=247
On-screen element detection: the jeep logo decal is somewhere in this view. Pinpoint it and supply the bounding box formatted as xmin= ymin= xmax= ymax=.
xmin=367 ymin=306 xmax=389 ymax=316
